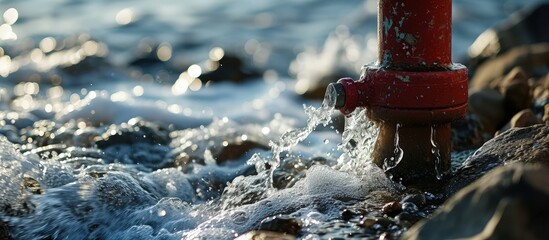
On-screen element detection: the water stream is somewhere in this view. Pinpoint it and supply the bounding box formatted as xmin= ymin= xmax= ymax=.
xmin=430 ymin=126 xmax=444 ymax=180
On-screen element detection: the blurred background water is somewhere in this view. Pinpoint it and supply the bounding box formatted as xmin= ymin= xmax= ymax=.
xmin=2 ymin=0 xmax=546 ymax=73
xmin=0 ymin=0 xmax=547 ymax=239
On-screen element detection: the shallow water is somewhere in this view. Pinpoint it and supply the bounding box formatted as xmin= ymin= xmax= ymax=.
xmin=0 ymin=0 xmax=546 ymax=239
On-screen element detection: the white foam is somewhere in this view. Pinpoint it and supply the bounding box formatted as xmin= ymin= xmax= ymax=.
xmin=183 ymin=164 xmax=394 ymax=239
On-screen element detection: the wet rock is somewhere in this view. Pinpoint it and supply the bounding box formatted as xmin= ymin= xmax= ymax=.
xmin=423 ymin=192 xmax=446 ymax=206
xmin=235 ymin=230 xmax=295 ymax=240
xmin=258 ymin=215 xmax=301 ymax=235
xmin=401 ymin=202 xmax=419 ymax=214
xmin=367 ymin=191 xmax=396 ymax=206
xmin=340 ymin=209 xmax=356 ymax=221
xmin=497 ymin=108 xmax=541 ymax=135
xmin=360 ymin=218 xmax=378 ymax=229
xmin=466 ymin=4 xmax=549 ymax=78
xmin=200 ymin=54 xmax=261 ymax=83
xmin=468 ymin=88 xmax=506 ymax=133
xmin=396 ymin=212 xmax=423 ymax=227
xmin=404 ymin=164 xmax=549 ymax=240
xmin=96 ymin=117 xmax=171 ymax=148
xmin=510 ymin=109 xmax=540 ymax=128
xmin=381 ymin=201 xmax=402 ymax=217
xmin=215 ymin=141 xmax=269 ymax=163
xmin=22 ymin=177 xmax=43 ymax=195
xmin=532 ymin=85 xmax=547 ymax=101
xmin=0 ymin=221 xmax=12 ymax=240
xmin=470 ymin=43 xmax=549 ymax=91
xmin=60 ymin=56 xmax=111 ymax=77
xmin=400 ymin=194 xmax=426 ymax=209
xmin=130 ymin=40 xmax=165 ymax=67
xmin=361 ymin=217 xmax=396 ymax=230
xmin=447 ymin=124 xmax=549 ymax=195
xmin=379 ymin=232 xmax=392 ymax=240
xmin=500 ymin=67 xmax=532 ymax=116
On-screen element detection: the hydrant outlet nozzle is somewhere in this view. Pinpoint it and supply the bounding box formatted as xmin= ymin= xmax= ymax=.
xmin=325 ymin=82 xmax=346 ymax=109
xmin=327 ymin=78 xmax=369 ymax=115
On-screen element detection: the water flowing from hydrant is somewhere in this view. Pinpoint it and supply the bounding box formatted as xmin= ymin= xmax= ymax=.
xmin=249 ymin=87 xmax=336 ymax=188
xmin=430 ymin=126 xmax=443 ymax=180
xmin=249 ymin=86 xmax=382 ymax=188
xmin=335 ymin=108 xmax=379 ymax=175
xmin=383 ymin=123 xmax=403 ymax=171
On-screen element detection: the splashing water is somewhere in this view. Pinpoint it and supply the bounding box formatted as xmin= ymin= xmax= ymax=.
xmin=248 ymin=85 xmax=381 ymax=186
xmin=431 ymin=126 xmax=443 ymax=180
xmin=260 ymin=91 xmax=336 ymax=187
xmin=382 ymin=123 xmax=404 ymax=171
xmin=334 ymin=108 xmax=379 ymax=175
xmin=269 ymin=102 xmax=334 ymax=166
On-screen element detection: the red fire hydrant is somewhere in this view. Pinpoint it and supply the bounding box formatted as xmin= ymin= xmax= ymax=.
xmin=328 ymin=0 xmax=468 ymax=186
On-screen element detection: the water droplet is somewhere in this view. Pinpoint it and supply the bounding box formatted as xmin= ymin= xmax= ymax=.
xmin=384 ymin=123 xmax=403 ymax=170
xmin=157 ymin=208 xmax=167 ymax=217
xmin=231 ymin=210 xmax=249 ymax=224
xmin=431 ymin=126 xmax=443 ymax=180
xmin=323 ymin=139 xmax=329 ymax=144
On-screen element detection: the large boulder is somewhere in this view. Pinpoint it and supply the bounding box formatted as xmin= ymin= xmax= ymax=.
xmin=446 ymin=124 xmax=549 ymax=195
xmin=403 ymin=164 xmax=549 ymax=240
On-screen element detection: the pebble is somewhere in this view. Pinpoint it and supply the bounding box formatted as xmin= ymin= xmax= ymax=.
xmin=341 ymin=209 xmax=356 ymax=221
xmin=401 ymin=202 xmax=419 ymax=213
xmin=501 ymin=78 xmax=532 ymax=117
xmin=360 ymin=217 xmax=395 ymax=230
xmin=258 ymin=215 xmax=301 ymax=235
xmin=381 ymin=201 xmax=402 ymax=217
xmin=96 ymin=117 xmax=170 ymax=148
xmin=468 ymin=88 xmax=506 ymax=133
xmin=199 ymin=54 xmax=261 ymax=83
xmin=510 ymin=109 xmax=540 ymax=128
xmin=395 ymin=212 xmax=423 ymax=227
xmin=400 ymin=194 xmax=427 ymax=208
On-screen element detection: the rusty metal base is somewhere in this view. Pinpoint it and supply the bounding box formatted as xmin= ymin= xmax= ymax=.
xmin=372 ymin=122 xmax=451 ymax=188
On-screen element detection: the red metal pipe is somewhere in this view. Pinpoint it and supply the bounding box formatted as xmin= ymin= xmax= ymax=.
xmin=378 ymin=0 xmax=452 ymax=68
xmin=328 ymin=0 xmax=468 ymax=187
